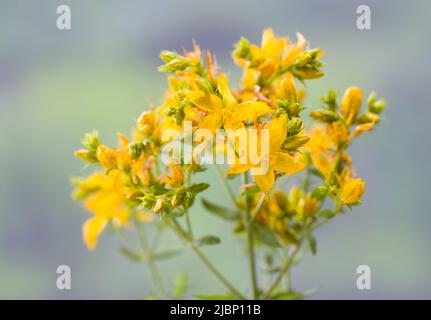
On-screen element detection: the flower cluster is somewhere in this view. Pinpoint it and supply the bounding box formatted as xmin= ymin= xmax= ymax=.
xmin=72 ymin=29 xmax=385 ymax=299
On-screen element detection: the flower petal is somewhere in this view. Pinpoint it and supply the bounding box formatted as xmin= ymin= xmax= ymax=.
xmin=253 ymin=169 xmax=275 ymax=199
xmin=271 ymin=152 xmax=305 ymax=174
xmin=188 ymin=91 xmax=223 ymax=112
xmin=82 ymin=216 xmax=108 ymax=250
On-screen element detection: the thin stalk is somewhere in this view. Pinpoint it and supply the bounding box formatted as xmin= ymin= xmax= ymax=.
xmin=135 ymin=220 xmax=167 ymax=298
xmin=250 ymin=193 xmax=265 ymax=223
xmin=242 ymin=173 xmax=258 ymax=299
xmin=171 ymin=218 xmax=246 ymax=300
xmin=213 ymin=165 xmax=237 ymax=206
xmin=261 ymin=240 xmax=303 ymax=299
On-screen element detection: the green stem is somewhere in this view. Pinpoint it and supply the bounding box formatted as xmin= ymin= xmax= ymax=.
xmin=214 ymin=165 xmax=237 ymax=207
xmin=243 ymin=173 xmax=258 ymax=299
xmin=135 ymin=220 xmax=167 ymax=299
xmin=171 ymin=218 xmax=246 ymax=300
xmin=250 ymin=193 xmax=265 ymax=223
xmin=261 ymin=240 xmax=303 ymax=299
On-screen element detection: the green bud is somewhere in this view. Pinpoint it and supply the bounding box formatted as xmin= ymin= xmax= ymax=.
xmin=288 ymin=117 xmax=303 ymax=136
xmin=129 ymin=142 xmax=143 ymax=160
xmin=74 ymin=149 xmax=98 ymax=163
xmin=82 ymin=131 xmax=100 ymax=152
xmin=153 ymin=198 xmax=166 ymax=214
xmin=159 ymin=50 xmax=178 ymax=63
xmin=312 ymin=185 xmax=328 ymax=201
xmin=369 ymin=100 xmax=386 ymax=114
xmin=356 ymin=112 xmax=380 ymax=124
xmin=321 ymin=89 xmax=338 ymax=111
xmin=158 ymin=58 xmax=190 ymax=73
xmin=233 ymin=37 xmax=251 ymax=60
xmin=282 ymin=133 xmax=310 ymax=151
xmin=310 ymin=109 xmax=339 ymax=123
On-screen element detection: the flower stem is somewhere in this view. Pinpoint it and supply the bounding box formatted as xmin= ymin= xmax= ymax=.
xmin=135 ymin=220 xmax=167 ymax=299
xmin=261 ymin=240 xmax=303 ymax=299
xmin=242 ymin=173 xmax=258 ymax=299
xmin=214 ymin=165 xmax=237 ymax=207
xmin=171 ymin=218 xmax=246 ymax=300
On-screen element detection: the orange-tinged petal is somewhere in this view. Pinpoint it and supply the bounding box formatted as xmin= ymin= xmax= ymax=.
xmin=82 ymin=216 xmax=108 ymax=250
xmin=271 ymin=152 xmax=305 ymax=174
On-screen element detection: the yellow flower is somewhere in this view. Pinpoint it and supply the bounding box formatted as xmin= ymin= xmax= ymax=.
xmin=137 ymin=110 xmax=157 ymax=135
xmin=306 ymin=126 xmax=334 ymax=175
xmin=341 ymin=87 xmax=363 ymax=125
xmin=227 ymin=114 xmax=305 ymax=198
xmin=340 ymin=178 xmax=365 ymax=205
xmin=187 ymin=73 xmax=272 ymax=132
xmin=81 ymin=170 xmax=130 ymax=250
xmin=96 ymin=145 xmax=117 ymax=169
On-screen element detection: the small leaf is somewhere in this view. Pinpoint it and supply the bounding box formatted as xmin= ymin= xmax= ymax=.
xmin=252 ymin=224 xmax=281 ymax=248
xmin=119 ymin=247 xmax=142 ymax=263
xmin=241 ymin=186 xmax=260 ymax=196
xmin=307 ymin=234 xmax=317 ymax=255
xmin=173 ymin=274 xmax=188 ymax=299
xmin=153 ymin=248 xmax=183 ymax=260
xmin=188 ymin=183 xmax=209 ymax=194
xmin=318 ymin=209 xmax=335 ymax=219
xmin=201 ymin=199 xmax=239 ymax=220
xmin=272 ymin=291 xmax=303 ymax=300
xmin=196 ymin=235 xmax=221 ymax=246
xmin=195 ymin=294 xmax=237 ymax=300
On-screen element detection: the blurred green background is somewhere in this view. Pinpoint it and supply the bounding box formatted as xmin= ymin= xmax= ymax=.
xmin=1 ymin=0 xmax=430 ymax=299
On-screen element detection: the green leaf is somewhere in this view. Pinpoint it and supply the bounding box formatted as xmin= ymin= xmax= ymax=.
xmin=153 ymin=248 xmax=183 ymax=260
xmin=252 ymin=224 xmax=281 ymax=248
xmin=173 ymin=274 xmax=188 ymax=299
xmin=188 ymin=183 xmax=209 ymax=194
xmin=241 ymin=186 xmax=261 ymax=196
xmin=118 ymin=247 xmax=142 ymax=263
xmin=318 ymin=209 xmax=335 ymax=219
xmin=196 ymin=235 xmax=221 ymax=246
xmin=201 ymin=199 xmax=239 ymax=220
xmin=272 ymin=291 xmax=304 ymax=300
xmin=307 ymin=234 xmax=317 ymax=255
xmin=195 ymin=294 xmax=237 ymax=300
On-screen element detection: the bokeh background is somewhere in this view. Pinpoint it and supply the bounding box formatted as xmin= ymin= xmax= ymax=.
xmin=1 ymin=0 xmax=430 ymax=299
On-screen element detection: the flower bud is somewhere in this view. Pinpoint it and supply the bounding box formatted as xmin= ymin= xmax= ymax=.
xmin=340 ymin=178 xmax=365 ymax=205
xmin=341 ymin=87 xmax=363 ymax=125
xmin=137 ymin=111 xmax=156 ymax=135
xmin=369 ymin=100 xmax=386 ymax=114
xmin=96 ymin=145 xmax=117 ymax=169
xmin=159 ymin=50 xmax=178 ymax=63
xmin=303 ymin=194 xmax=319 ymax=217
xmin=356 ymin=112 xmax=380 ymax=124
xmin=273 ymin=190 xmax=288 ymax=211
xmin=310 ymin=109 xmax=339 ymax=123
xmin=153 ymin=198 xmax=166 ymax=213
xmin=282 ymin=133 xmax=310 ymax=151
xmin=82 ymin=131 xmax=100 ymax=152
xmin=287 ymin=117 xmax=303 ymax=136
xmin=233 ymin=37 xmax=251 ymax=60
xmin=74 ymin=149 xmax=97 ymax=163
